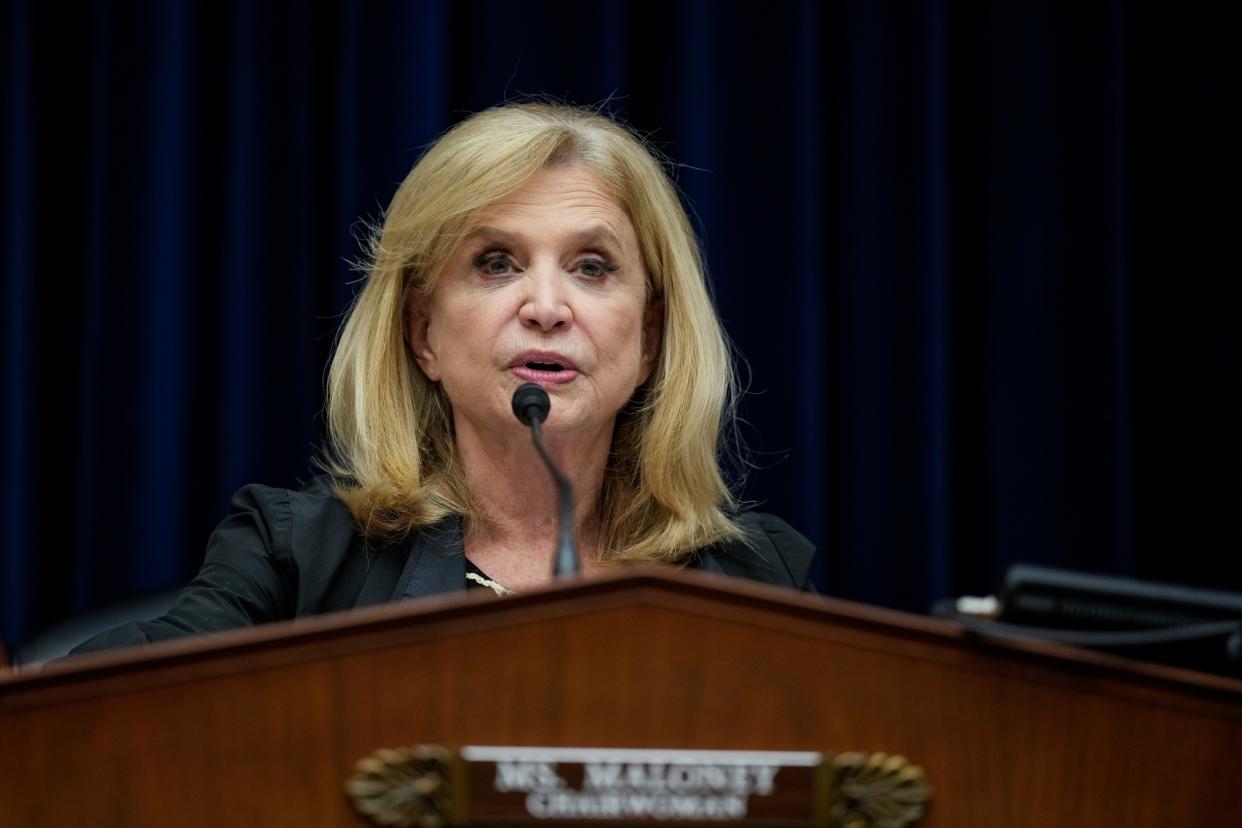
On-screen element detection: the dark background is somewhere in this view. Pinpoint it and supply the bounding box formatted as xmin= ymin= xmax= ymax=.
xmin=4 ymin=0 xmax=1239 ymax=651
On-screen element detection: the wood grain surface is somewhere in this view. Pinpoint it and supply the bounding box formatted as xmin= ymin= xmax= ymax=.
xmin=2 ymin=568 xmax=1239 ymax=827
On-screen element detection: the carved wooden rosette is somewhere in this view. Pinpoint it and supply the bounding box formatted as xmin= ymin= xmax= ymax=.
xmin=345 ymin=745 xmax=930 ymax=827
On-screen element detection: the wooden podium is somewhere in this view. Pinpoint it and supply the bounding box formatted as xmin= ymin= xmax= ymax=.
xmin=2 ymin=568 xmax=1240 ymax=826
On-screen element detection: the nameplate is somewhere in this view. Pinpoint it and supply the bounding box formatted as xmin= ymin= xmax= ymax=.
xmin=346 ymin=744 xmax=929 ymax=827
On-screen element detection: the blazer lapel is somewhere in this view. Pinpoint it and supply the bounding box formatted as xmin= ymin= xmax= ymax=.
xmin=393 ymin=516 xmax=467 ymax=602
xmin=352 ymin=536 xmax=411 ymax=609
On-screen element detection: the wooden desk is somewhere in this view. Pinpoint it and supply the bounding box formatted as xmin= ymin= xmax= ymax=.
xmin=2 ymin=569 xmax=1239 ymax=826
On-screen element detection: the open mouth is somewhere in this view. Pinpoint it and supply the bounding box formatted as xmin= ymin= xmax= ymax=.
xmin=512 ymin=354 xmax=578 ymax=385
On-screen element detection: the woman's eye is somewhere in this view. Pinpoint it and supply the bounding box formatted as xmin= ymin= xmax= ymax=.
xmin=475 ymin=251 xmax=516 ymax=276
xmin=576 ymin=258 xmax=614 ymax=278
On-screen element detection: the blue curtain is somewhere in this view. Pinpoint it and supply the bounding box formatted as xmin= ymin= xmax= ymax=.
xmin=4 ymin=0 xmax=1239 ymax=651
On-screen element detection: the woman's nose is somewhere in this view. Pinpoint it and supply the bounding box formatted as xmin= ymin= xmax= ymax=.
xmin=519 ymin=264 xmax=572 ymax=332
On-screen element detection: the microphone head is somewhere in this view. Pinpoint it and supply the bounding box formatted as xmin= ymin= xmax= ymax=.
xmin=511 ymin=382 xmax=551 ymax=427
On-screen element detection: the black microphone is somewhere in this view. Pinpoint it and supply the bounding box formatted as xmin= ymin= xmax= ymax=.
xmin=511 ymin=382 xmax=580 ymax=578
xmin=511 ymin=382 xmax=550 ymax=427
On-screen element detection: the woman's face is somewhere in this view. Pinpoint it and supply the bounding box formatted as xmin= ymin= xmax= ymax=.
xmin=408 ymin=165 xmax=661 ymax=444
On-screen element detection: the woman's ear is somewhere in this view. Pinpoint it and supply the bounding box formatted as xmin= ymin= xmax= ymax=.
xmin=406 ymin=288 xmax=442 ymax=382
xmin=639 ymin=299 xmax=664 ymax=385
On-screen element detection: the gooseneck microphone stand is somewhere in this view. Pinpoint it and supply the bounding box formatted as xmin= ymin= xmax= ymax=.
xmin=511 ymin=382 xmax=580 ymax=578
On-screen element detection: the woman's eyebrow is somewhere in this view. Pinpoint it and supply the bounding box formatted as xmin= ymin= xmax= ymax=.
xmin=567 ymin=226 xmax=625 ymax=252
xmin=461 ymin=226 xmax=520 ymax=247
xmin=462 ymin=224 xmax=626 ymax=252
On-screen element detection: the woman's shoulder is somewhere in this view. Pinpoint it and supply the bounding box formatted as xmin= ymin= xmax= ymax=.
xmin=224 ymin=475 xmax=355 ymax=541
xmin=701 ymin=512 xmax=817 ymax=591
xmin=202 ymin=476 xmax=368 ymax=600
xmin=228 ymin=474 xmax=344 ymax=511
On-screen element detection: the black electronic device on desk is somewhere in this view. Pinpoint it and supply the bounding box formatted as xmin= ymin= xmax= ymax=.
xmin=937 ymin=564 xmax=1242 ymax=677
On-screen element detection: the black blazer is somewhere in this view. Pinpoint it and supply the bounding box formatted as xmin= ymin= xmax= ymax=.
xmin=72 ymin=478 xmax=816 ymax=655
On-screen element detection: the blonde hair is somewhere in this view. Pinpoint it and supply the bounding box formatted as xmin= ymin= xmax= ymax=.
xmin=324 ymin=103 xmax=743 ymax=562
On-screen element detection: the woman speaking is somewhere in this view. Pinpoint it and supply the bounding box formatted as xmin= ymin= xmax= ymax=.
xmin=73 ymin=103 xmax=814 ymax=653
